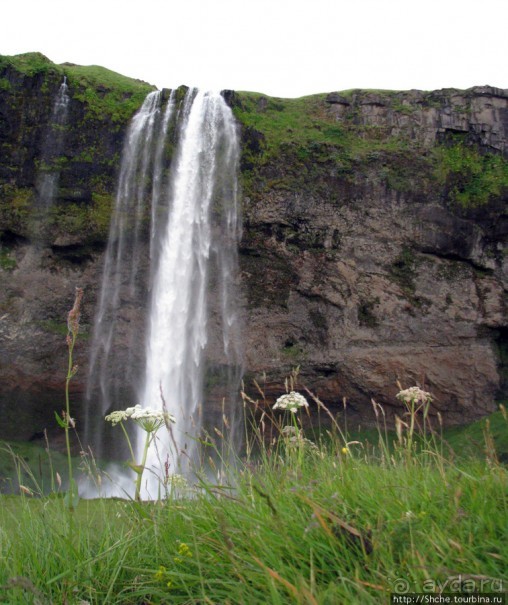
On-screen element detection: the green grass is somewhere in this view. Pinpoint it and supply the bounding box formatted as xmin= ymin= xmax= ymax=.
xmin=0 ymin=52 xmax=59 ymax=77
xmin=233 ymin=92 xmax=410 ymax=159
xmin=443 ymin=410 xmax=508 ymax=458
xmin=64 ymin=64 xmax=154 ymax=123
xmin=233 ymin=93 xmax=345 ymax=152
xmin=0 ymin=52 xmax=154 ymax=124
xmin=233 ymin=89 xmax=508 ymax=207
xmin=433 ymin=139 xmax=508 ymax=207
xmin=0 ymin=400 xmax=506 ymax=604
xmin=0 ymin=440 xmax=75 ymax=495
xmin=232 ymin=90 xmax=426 ymax=203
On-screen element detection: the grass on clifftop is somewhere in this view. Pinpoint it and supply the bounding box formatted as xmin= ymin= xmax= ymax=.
xmin=233 ymin=90 xmax=508 ymax=207
xmin=64 ymin=64 xmax=155 ymax=123
xmin=233 ymin=92 xmax=409 ymax=157
xmin=233 ymin=93 xmax=345 ymax=149
xmin=0 ymin=52 xmax=154 ymax=123
xmin=0 ymin=52 xmax=59 ymax=77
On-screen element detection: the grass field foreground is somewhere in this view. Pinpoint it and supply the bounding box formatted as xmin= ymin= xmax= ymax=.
xmin=0 ymin=392 xmax=506 ymax=604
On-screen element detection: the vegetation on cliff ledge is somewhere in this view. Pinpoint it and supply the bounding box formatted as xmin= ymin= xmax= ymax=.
xmin=232 ymin=89 xmax=508 ymax=209
xmin=434 ymin=137 xmax=508 ymax=207
xmin=0 ymin=52 xmax=154 ymax=123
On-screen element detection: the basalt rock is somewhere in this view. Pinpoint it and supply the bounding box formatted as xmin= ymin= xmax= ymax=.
xmin=0 ymin=55 xmax=506 ymax=444
xmin=233 ymin=86 xmax=508 ymax=425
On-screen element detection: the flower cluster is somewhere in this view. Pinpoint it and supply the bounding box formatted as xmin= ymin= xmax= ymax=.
xmin=281 ymin=425 xmax=319 ymax=452
xmin=154 ymin=565 xmax=172 ymax=589
xmin=396 ymin=387 xmax=433 ymax=405
xmin=105 ymin=404 xmax=175 ymax=432
xmin=174 ymin=541 xmax=193 ymax=564
xmin=273 ymin=391 xmax=309 ymax=413
xmin=166 ymin=474 xmax=188 ymax=490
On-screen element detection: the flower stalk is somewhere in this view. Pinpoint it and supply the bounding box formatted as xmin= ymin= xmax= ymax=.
xmin=63 ymin=287 xmax=83 ymax=512
xmin=105 ymin=404 xmax=176 ymax=501
xmin=273 ymin=391 xmax=309 ymax=467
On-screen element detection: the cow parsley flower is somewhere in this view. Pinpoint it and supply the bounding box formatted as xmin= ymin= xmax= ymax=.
xmin=105 ymin=404 xmax=175 ymax=432
xmin=104 ymin=410 xmax=131 ymax=426
xmin=104 ymin=404 xmax=176 ymax=501
xmin=273 ymin=391 xmax=309 ymax=413
xmin=130 ymin=406 xmax=175 ymax=433
xmin=396 ymin=387 xmax=432 ymax=405
xmin=166 ymin=474 xmax=188 ymax=489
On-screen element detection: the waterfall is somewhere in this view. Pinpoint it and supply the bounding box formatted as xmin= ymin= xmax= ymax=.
xmin=32 ymin=77 xmax=70 ymax=238
xmin=139 ymin=89 xmax=242 ymax=493
xmin=86 ymin=90 xmax=169 ymax=458
xmin=86 ymin=88 xmax=242 ymax=494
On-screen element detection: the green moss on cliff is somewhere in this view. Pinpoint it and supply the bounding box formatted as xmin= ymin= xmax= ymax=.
xmin=233 ymin=93 xmax=347 ymax=152
xmin=0 ymin=53 xmax=154 ymax=125
xmin=433 ymin=139 xmax=508 ymax=207
xmin=234 ymin=92 xmax=413 ymax=157
xmin=233 ymin=89 xmax=508 ymax=213
xmin=50 ymin=191 xmax=115 ymax=241
xmin=0 ymin=52 xmax=60 ymax=77
xmin=89 ymin=192 xmax=115 ymax=237
xmin=233 ymin=91 xmax=422 ymax=202
xmin=0 ymin=186 xmax=33 ymax=232
xmin=0 ymin=247 xmax=16 ymax=271
xmin=0 ymin=53 xmax=156 ymax=243
xmin=64 ymin=64 xmax=154 ymax=123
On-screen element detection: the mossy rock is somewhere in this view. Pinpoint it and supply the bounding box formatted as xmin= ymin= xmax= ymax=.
xmin=433 ymin=139 xmax=508 ymax=208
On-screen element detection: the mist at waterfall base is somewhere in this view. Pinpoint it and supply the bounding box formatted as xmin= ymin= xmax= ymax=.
xmin=85 ymin=89 xmax=243 ymax=498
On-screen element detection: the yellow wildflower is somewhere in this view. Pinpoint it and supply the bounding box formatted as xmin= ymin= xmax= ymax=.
xmin=154 ymin=565 xmax=167 ymax=582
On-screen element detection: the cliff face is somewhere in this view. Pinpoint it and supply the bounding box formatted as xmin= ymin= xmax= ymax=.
xmin=234 ymin=88 xmax=508 ymax=424
xmin=0 ymin=54 xmax=154 ymax=440
xmin=0 ymin=54 xmax=506 ymax=442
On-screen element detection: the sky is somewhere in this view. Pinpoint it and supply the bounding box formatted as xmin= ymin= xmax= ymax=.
xmin=2 ymin=0 xmax=507 ymax=98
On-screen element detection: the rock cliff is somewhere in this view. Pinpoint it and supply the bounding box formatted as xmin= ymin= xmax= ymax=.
xmin=0 ymin=54 xmax=506 ymax=443
xmin=233 ymin=88 xmax=508 ymax=425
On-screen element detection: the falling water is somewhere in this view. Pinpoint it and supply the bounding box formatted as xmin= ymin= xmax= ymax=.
xmin=36 ymin=77 xmax=70 ymax=212
xmin=86 ymin=88 xmax=242 ymax=494
xmin=139 ymin=90 xmax=242 ymax=494
xmin=86 ymin=90 xmax=170 ymax=457
xmin=29 ymin=77 xmax=70 ymax=244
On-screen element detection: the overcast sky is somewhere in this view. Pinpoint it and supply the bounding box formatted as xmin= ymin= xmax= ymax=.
xmin=2 ymin=0 xmax=507 ymax=98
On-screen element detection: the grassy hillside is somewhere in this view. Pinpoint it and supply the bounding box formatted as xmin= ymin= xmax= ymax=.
xmin=0 ymin=52 xmax=154 ymax=123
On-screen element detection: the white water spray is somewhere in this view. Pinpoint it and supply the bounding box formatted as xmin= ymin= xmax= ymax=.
xmin=86 ymin=91 xmax=169 ymax=453
xmin=86 ymin=89 xmax=242 ymax=495
xmin=139 ymin=89 xmax=242 ymax=494
xmin=35 ymin=77 xmax=70 ymax=219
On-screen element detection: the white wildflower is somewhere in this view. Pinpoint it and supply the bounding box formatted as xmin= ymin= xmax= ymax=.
xmin=273 ymin=391 xmax=309 ymax=413
xmin=105 ymin=405 xmax=175 ymax=431
xmin=105 ymin=410 xmax=131 ymax=425
xmin=396 ymin=386 xmax=432 ymax=405
xmin=281 ymin=425 xmax=299 ymax=436
xmin=280 ymin=425 xmax=319 ymax=452
xmin=166 ymin=474 xmax=188 ymax=489
xmin=125 ymin=405 xmax=142 ymax=416
xmin=131 ymin=406 xmax=175 ymax=433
